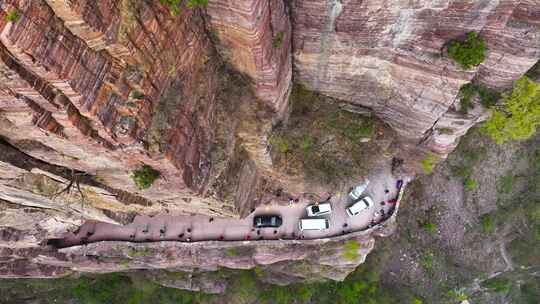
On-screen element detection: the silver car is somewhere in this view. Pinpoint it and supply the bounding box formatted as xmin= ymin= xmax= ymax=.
xmin=349 ymin=179 xmax=370 ymax=201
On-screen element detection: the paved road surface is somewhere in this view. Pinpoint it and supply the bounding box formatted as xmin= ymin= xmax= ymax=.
xmin=55 ymin=165 xmax=401 ymax=247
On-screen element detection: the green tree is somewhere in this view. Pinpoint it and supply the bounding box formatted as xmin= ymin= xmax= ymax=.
xmin=448 ymin=32 xmax=487 ymax=69
xmin=482 ymin=76 xmax=540 ymax=144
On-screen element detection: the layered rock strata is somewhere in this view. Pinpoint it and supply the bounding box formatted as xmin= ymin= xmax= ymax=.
xmin=0 ymin=0 xmax=238 ymax=217
xmin=291 ymin=0 xmax=540 ymax=156
xmin=1 ymin=0 xmax=540 ymax=291
xmin=206 ymin=0 xmax=293 ymax=114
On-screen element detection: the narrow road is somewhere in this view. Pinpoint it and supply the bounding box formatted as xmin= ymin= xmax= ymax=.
xmin=53 ymin=166 xmax=402 ymax=247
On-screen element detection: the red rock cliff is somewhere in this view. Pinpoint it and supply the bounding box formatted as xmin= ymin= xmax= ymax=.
xmin=0 ymin=0 xmax=241 ymax=217
xmin=291 ymin=0 xmax=540 ymax=156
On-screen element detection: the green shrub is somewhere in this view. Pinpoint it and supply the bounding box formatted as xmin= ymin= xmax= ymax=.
xmin=160 ymin=0 xmax=208 ymax=16
xmin=534 ymin=146 xmax=540 ymax=172
xmin=420 ymin=251 xmax=435 ymax=271
xmin=454 ymin=166 xmax=472 ymax=179
xmin=448 ymin=32 xmax=487 ymax=69
xmin=131 ymin=165 xmax=160 ymax=190
xmin=5 ymin=10 xmax=20 ymax=22
xmin=482 ymin=76 xmax=540 ymax=144
xmin=477 ymin=85 xmax=501 ymax=108
xmin=300 ymin=135 xmax=315 ymax=156
xmin=342 ymin=240 xmax=360 ymax=261
xmin=459 ymin=83 xmax=476 ymax=114
xmin=225 ymin=248 xmax=238 ymax=257
xmin=422 ymin=153 xmax=437 ymax=175
xmin=481 ymin=277 xmax=512 ymax=293
xmin=498 ymin=174 xmax=514 ymax=194
xmin=253 ymin=266 xmax=263 ymax=277
xmin=464 ymin=178 xmax=477 ymax=191
xmin=128 ymin=247 xmax=153 ymax=258
xmin=422 ymin=222 xmax=437 ymax=234
xmin=458 ymin=83 xmax=500 ymax=114
xmin=437 ymin=127 xmax=454 ymax=135
xmin=229 ymin=271 xmax=258 ymax=302
xmin=481 ymin=214 xmax=495 ymax=234
xmin=272 ymin=31 xmax=284 ymax=49
xmin=325 ymin=111 xmax=375 ymax=141
xmin=526 ymin=60 xmax=540 ymax=80
xmin=354 ymin=120 xmax=375 ymax=139
xmin=269 ymin=135 xmax=290 ymax=154
xmin=119 ymin=259 xmax=131 ymax=267
xmin=447 ymin=289 xmax=468 ymax=301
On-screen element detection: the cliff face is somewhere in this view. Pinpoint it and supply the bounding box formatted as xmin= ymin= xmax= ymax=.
xmin=0 ymin=0 xmax=539 ymax=293
xmin=291 ymin=0 xmax=540 ymax=156
xmin=0 ymin=0 xmax=243 ymax=217
xmin=206 ymin=0 xmax=293 ymax=115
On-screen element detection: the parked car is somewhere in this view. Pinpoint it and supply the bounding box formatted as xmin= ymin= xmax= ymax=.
xmin=253 ymin=215 xmax=282 ymax=228
xmin=349 ymin=179 xmax=370 ymax=201
xmin=306 ymin=202 xmax=332 ymax=216
xmin=299 ymin=218 xmax=330 ymax=231
xmin=346 ymin=196 xmax=374 ymax=217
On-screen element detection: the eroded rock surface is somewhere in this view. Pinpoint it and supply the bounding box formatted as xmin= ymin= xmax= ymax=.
xmin=291 ymin=0 xmax=540 ymax=156
xmin=1 ymin=0 xmax=539 ymax=292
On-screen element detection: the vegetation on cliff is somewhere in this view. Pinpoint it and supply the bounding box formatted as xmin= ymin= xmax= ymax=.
xmin=421 ymin=153 xmax=437 ymax=175
xmin=482 ymin=76 xmax=540 ymax=144
xmin=269 ymin=85 xmax=390 ymax=187
xmin=4 ymin=10 xmax=20 ymax=22
xmin=131 ymin=165 xmax=161 ymax=190
xmin=272 ymin=32 xmax=285 ymax=49
xmin=0 ymin=255 xmax=407 ymax=304
xmin=448 ymin=32 xmax=487 ymax=69
xmin=458 ymin=83 xmax=501 ymax=114
xmin=386 ymin=127 xmax=540 ymax=303
xmin=160 ymin=0 xmax=208 ymax=15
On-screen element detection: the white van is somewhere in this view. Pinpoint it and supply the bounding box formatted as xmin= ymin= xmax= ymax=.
xmin=299 ymin=218 xmax=330 ymax=231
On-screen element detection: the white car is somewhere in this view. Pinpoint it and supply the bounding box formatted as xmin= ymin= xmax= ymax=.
xmin=299 ymin=218 xmax=330 ymax=231
xmin=346 ymin=196 xmax=374 ymax=217
xmin=349 ymin=179 xmax=370 ymax=201
xmin=306 ymin=203 xmax=332 ymax=217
